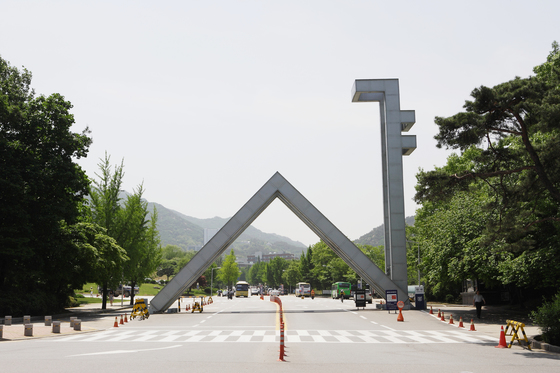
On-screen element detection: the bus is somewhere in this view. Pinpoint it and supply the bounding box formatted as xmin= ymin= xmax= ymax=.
xmin=295 ymin=282 xmax=311 ymax=297
xmin=235 ymin=281 xmax=250 ymax=297
xmin=331 ymin=282 xmax=351 ymax=299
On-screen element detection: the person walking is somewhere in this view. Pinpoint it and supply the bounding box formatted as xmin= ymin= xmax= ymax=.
xmin=473 ymin=290 xmax=486 ymax=318
xmin=109 ymin=290 xmax=114 ymax=306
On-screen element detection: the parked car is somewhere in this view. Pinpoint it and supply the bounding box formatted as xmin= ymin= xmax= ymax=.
xmin=365 ymin=287 xmax=373 ymax=304
xmin=98 ymin=284 xmax=139 ymax=297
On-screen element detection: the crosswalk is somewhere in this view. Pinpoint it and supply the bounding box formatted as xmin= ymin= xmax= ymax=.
xmin=45 ymin=329 xmax=497 ymax=344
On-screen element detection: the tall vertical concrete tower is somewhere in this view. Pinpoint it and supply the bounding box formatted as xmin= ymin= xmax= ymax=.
xmin=351 ymin=79 xmax=416 ymax=294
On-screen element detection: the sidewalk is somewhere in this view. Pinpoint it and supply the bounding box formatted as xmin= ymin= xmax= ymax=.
xmin=0 ymin=301 xmax=134 ymax=341
xmin=425 ymin=302 xmax=560 ymax=353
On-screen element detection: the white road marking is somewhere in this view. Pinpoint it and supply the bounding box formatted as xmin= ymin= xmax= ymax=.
xmin=49 ymin=329 xmax=495 ymax=345
xmin=67 ymin=344 xmax=181 ymax=357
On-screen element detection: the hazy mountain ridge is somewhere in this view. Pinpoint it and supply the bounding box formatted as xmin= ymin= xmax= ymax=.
xmin=147 ymin=201 xmax=307 ymax=257
xmin=353 ymin=216 xmax=415 ymax=246
xmin=146 ymin=196 xmax=414 ymax=258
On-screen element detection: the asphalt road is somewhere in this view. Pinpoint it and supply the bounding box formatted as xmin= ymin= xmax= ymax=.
xmin=1 ymin=295 xmax=559 ymax=373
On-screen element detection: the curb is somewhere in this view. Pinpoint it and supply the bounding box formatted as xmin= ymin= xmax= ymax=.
xmin=528 ymin=336 xmax=560 ymax=354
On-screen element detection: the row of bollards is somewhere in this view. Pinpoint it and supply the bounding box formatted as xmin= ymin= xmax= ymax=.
xmin=1 ymin=315 xmax=81 ymax=338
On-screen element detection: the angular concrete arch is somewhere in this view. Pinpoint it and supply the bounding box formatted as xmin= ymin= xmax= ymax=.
xmin=149 ymin=172 xmax=407 ymax=314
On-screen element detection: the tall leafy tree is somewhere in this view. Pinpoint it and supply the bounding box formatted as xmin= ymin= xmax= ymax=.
xmin=265 ymin=257 xmax=288 ymax=288
xmin=414 ymin=43 xmax=560 ymax=300
xmin=88 ymin=154 xmax=161 ymax=308
xmin=282 ymin=260 xmax=301 ymax=292
xmin=415 ymin=43 xmax=560 ymax=253
xmin=0 ymin=56 xmax=92 ymax=314
xmin=119 ymin=187 xmax=162 ymax=305
xmin=218 ymin=249 xmax=240 ymax=290
xmin=309 ymin=241 xmax=354 ymax=288
xmin=299 ymin=249 xmax=311 ymax=283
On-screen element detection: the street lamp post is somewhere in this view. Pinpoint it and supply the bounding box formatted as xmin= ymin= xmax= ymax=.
xmin=211 ymin=267 xmax=221 ymax=297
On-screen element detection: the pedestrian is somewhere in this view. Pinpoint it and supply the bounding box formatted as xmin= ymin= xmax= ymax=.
xmin=473 ymin=290 xmax=485 ymax=318
xmin=109 ymin=290 xmax=114 ymax=306
xmin=90 ymin=286 xmax=93 ymax=296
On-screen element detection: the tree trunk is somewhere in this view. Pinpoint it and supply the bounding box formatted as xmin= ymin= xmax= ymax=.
xmin=129 ymin=280 xmax=136 ymax=306
xmin=101 ymin=282 xmax=108 ymax=310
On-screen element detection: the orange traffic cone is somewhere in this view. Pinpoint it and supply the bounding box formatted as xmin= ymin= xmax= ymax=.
xmin=119 ymin=315 xmax=124 ymax=325
xmin=496 ymin=326 xmax=508 ymax=348
xmin=469 ymin=319 xmax=476 ymax=331
xmin=458 ymin=317 xmax=464 ymax=328
xmin=124 ymin=313 xmax=128 ymax=323
xmin=437 ymin=309 xmax=441 ymax=318
xmin=397 ymin=309 xmax=404 ymax=322
xmin=449 ymin=314 xmax=454 ymax=324
xmin=440 ymin=311 xmax=445 ymax=322
xmin=429 ymin=306 xmax=433 ymax=315
xmin=113 ymin=317 xmax=119 ymax=327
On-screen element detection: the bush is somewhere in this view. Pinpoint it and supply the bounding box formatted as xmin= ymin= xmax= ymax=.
xmin=530 ymin=293 xmax=560 ymax=346
xmin=204 ymin=287 xmax=211 ymax=295
xmin=67 ymin=296 xmax=81 ymax=308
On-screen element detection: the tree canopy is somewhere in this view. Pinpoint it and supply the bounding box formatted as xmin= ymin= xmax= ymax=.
xmin=413 ymin=42 xmax=560 ymax=301
xmin=87 ymin=154 xmax=162 ymax=308
xmin=218 ymin=249 xmax=240 ymax=288
xmin=0 ymin=56 xmax=93 ymax=315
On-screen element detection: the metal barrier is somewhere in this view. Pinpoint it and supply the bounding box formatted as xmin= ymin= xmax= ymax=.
xmin=504 ymin=320 xmax=531 ymax=350
xmin=131 ymin=298 xmax=150 ymax=320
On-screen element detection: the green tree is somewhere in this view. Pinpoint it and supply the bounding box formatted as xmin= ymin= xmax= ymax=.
xmin=415 ymin=43 xmax=560 ymax=253
xmin=162 ymin=244 xmax=187 ymax=260
xmin=414 ymin=43 xmax=560 ymax=301
xmin=246 ymin=259 xmax=262 ymax=284
xmin=119 ymin=187 xmax=162 ymax=305
xmin=218 ymin=250 xmax=240 ymax=289
xmin=299 ymin=249 xmax=311 ymax=283
xmin=0 ymin=56 xmax=92 ymax=314
xmin=157 ymin=259 xmax=177 ymax=280
xmin=88 ymin=154 xmax=162 ymax=308
xmin=71 ymin=223 xmax=128 ymax=309
xmin=357 ymin=244 xmax=385 ymax=271
xmin=414 ymin=189 xmax=507 ymax=300
xmin=174 ymin=250 xmax=197 ymax=274
xmin=282 ymin=260 xmax=301 ymax=292
xmin=308 ymin=241 xmax=356 ymax=288
xmin=265 ymin=257 xmax=288 ymax=288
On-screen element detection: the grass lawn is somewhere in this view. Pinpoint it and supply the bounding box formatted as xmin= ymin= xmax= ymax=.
xmin=77 ymin=297 xmax=103 ymax=304
xmin=76 ymin=282 xmax=213 ymax=299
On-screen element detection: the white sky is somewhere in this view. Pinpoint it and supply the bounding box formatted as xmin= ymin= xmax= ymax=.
xmin=2 ymin=1 xmax=558 ymax=246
